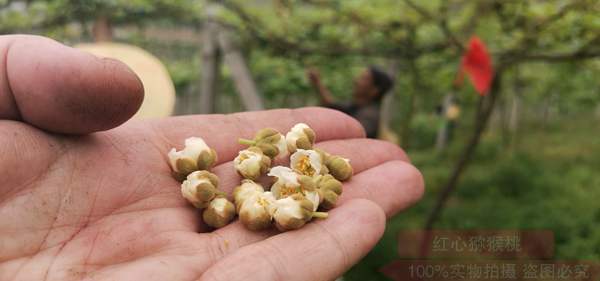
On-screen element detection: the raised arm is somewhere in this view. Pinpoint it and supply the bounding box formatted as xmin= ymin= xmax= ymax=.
xmin=307 ymin=68 xmax=335 ymax=105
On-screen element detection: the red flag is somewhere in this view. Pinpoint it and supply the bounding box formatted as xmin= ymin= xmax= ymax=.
xmin=461 ymin=36 xmax=493 ymax=95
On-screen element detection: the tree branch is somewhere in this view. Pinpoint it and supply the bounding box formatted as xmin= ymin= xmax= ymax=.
xmin=403 ymin=0 xmax=465 ymax=51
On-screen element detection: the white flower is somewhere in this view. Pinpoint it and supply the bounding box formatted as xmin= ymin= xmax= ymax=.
xmin=181 ymin=171 xmax=220 ymax=208
xmin=285 ymin=123 xmax=315 ymax=153
xmin=272 ymin=195 xmax=314 ymax=231
xmin=290 ymin=149 xmax=324 ymax=176
xmin=268 ymin=166 xmax=300 ymax=185
xmin=268 ymin=166 xmax=300 ymax=197
xmin=234 ymin=147 xmax=270 ymax=180
xmin=168 ymin=137 xmax=216 ymax=175
xmin=233 ymin=180 xmax=265 ymax=213
xmin=239 ymin=191 xmax=277 ymax=230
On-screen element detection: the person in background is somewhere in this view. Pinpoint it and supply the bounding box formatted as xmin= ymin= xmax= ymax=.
xmin=307 ymin=66 xmax=394 ymax=138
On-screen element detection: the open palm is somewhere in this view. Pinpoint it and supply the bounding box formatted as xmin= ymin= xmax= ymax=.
xmin=0 ymin=35 xmax=424 ymax=281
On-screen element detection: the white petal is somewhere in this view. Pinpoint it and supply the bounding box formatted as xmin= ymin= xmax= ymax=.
xmin=181 ymin=176 xmax=210 ymax=204
xmin=167 ymin=148 xmax=179 ymax=171
xmin=285 ymin=123 xmax=310 ymax=151
xmin=273 ymin=197 xmax=303 ymax=219
xmin=307 ymin=150 xmax=323 ymax=175
xmin=304 ymin=191 xmax=320 ymax=211
xmin=291 ymin=123 xmax=310 ymax=133
xmin=275 ymin=134 xmax=288 ymax=157
xmin=182 ymin=137 xmax=210 ymax=158
xmin=268 ymin=166 xmax=299 ymax=185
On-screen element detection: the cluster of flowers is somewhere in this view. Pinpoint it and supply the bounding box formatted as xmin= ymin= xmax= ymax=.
xmin=168 ymin=137 xmax=235 ymax=228
xmin=167 ymin=123 xmax=353 ymax=231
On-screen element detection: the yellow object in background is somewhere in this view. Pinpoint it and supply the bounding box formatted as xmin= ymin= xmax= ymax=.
xmin=76 ymin=42 xmax=176 ymax=118
xmin=446 ymin=104 xmax=461 ymax=120
xmin=378 ymin=125 xmax=399 ymax=144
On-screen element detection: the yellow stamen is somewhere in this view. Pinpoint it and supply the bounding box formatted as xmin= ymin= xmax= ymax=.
xmin=295 ymin=155 xmax=315 ymax=176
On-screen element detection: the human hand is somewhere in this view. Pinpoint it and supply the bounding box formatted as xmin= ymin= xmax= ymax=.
xmin=0 ymin=35 xmax=424 ymax=281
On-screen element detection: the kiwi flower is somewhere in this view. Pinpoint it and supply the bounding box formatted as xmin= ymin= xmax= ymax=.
xmin=202 ymin=197 xmax=235 ymax=228
xmin=285 ymin=123 xmax=316 ymax=153
xmin=234 ymin=147 xmax=271 ymax=180
xmin=268 ymin=166 xmax=320 ymax=211
xmin=268 ymin=166 xmax=301 ymax=197
xmin=232 ymin=179 xmax=265 ymax=213
xmin=290 ymin=149 xmax=325 ymax=176
xmin=181 ymin=170 xmax=222 ymax=209
xmin=168 ymin=137 xmax=217 ymax=177
xmin=326 ymin=155 xmax=353 ymax=181
xmin=239 ymin=191 xmax=277 ymax=231
xmin=272 ymin=194 xmax=327 ymax=231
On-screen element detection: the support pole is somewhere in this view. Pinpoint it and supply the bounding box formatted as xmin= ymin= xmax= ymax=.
xmin=198 ymin=5 xmax=221 ymax=114
xmin=218 ymin=29 xmax=264 ymax=111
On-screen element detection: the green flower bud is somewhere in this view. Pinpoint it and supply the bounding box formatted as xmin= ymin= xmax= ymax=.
xmin=318 ymin=189 xmax=339 ymax=210
xmin=232 ymin=179 xmax=265 ymax=214
xmin=239 ymin=128 xmax=288 ymax=159
xmin=256 ymin=142 xmax=279 ymax=159
xmin=255 ymin=128 xmax=280 ymax=140
xmin=326 ymin=155 xmax=353 ymax=181
xmin=197 ymin=148 xmax=218 ymax=171
xmin=203 ymin=197 xmax=235 ymax=228
xmin=298 ymin=175 xmax=316 ymax=192
xmin=234 ymin=147 xmax=271 ymax=180
xmin=181 ymin=171 xmax=222 ymax=209
xmin=315 ymin=174 xmax=342 ymax=210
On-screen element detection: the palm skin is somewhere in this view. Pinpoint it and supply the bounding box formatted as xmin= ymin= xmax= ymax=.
xmin=0 ymin=35 xmax=424 ymax=281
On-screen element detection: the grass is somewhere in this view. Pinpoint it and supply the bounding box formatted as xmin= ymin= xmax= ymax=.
xmin=345 ymin=114 xmax=600 ymax=280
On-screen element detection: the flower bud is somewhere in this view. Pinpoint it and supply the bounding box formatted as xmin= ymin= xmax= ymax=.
xmin=255 ymin=128 xmax=280 ymax=140
xmin=326 ymin=155 xmax=353 ymax=181
xmin=168 ymin=137 xmax=217 ymax=178
xmin=232 ymin=179 xmax=265 ymax=214
xmin=234 ymin=147 xmax=271 ymax=180
xmin=239 ymin=128 xmax=288 ymax=159
xmin=315 ymin=174 xmax=343 ymax=210
xmin=285 ymin=123 xmax=316 ymax=153
xmin=181 ymin=171 xmax=221 ymax=209
xmin=239 ymin=192 xmax=276 ymax=231
xmin=203 ymin=197 xmax=235 ymax=228
xmin=272 ymin=194 xmax=314 ymax=231
xmin=255 ymin=142 xmax=279 ymax=159
xmin=290 ymin=149 xmax=325 ymax=176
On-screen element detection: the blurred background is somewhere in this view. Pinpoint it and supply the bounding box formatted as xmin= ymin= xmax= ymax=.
xmin=1 ymin=0 xmax=599 ymax=279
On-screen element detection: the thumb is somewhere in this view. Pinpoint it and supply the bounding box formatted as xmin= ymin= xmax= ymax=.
xmin=0 ymin=35 xmax=144 ymax=134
